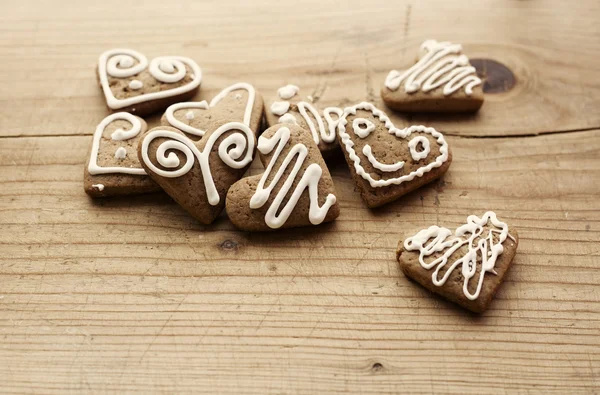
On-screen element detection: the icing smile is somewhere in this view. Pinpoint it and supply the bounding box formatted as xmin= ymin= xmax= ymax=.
xmin=362 ymin=144 xmax=405 ymax=172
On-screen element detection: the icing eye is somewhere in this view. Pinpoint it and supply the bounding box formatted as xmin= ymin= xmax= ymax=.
xmin=408 ymin=136 xmax=430 ymax=161
xmin=352 ymin=118 xmax=375 ymax=138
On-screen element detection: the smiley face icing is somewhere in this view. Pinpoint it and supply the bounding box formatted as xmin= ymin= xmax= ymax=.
xmin=381 ymin=39 xmax=484 ymax=113
xmin=397 ymin=211 xmax=519 ymax=313
xmin=84 ymin=112 xmax=160 ymax=197
xmin=97 ymin=49 xmax=202 ymax=116
xmin=337 ymin=102 xmax=452 ymax=208
xmin=264 ymin=84 xmax=344 ymax=158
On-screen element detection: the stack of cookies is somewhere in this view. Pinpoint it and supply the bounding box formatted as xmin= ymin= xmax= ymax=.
xmin=84 ymin=41 xmax=517 ymax=313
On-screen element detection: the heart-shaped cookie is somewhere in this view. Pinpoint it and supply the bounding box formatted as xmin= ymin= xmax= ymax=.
xmin=98 ymin=48 xmax=202 ymax=116
xmin=381 ymin=39 xmax=483 ymax=112
xmin=84 ymin=112 xmax=160 ymax=197
xmin=264 ymin=84 xmax=343 ymax=157
xmin=137 ymin=83 xmax=263 ymax=224
xmin=160 ymin=82 xmax=262 ymax=141
xmin=337 ymin=102 xmax=452 ymax=208
xmin=226 ymin=124 xmax=340 ymax=231
xmin=396 ymin=212 xmax=519 ymax=313
xmin=138 ymin=122 xmax=257 ymax=224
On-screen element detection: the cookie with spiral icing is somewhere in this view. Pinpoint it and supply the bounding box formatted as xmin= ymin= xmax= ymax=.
xmin=226 ymin=124 xmax=340 ymax=231
xmin=97 ymin=49 xmax=202 ymax=116
xmin=84 ymin=112 xmax=160 ymax=197
xmin=136 ymin=83 xmax=264 ymax=224
xmin=381 ymin=40 xmax=484 ymax=113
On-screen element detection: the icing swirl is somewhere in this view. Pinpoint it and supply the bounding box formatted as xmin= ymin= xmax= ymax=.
xmin=88 ymin=112 xmax=146 ymax=176
xmin=140 ymin=122 xmax=254 ymax=206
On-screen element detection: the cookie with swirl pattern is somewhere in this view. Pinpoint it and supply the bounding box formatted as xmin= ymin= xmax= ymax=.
xmin=381 ymin=40 xmax=484 ymax=112
xmin=136 ymin=83 xmax=263 ymax=224
xmin=97 ymin=49 xmax=202 ymax=116
xmin=84 ymin=112 xmax=160 ymax=197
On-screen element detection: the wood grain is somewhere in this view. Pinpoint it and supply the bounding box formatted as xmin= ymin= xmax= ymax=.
xmin=2 ymin=0 xmax=600 ymax=393
xmin=1 ymin=129 xmax=600 ymax=393
xmin=1 ymin=0 xmax=599 ymax=138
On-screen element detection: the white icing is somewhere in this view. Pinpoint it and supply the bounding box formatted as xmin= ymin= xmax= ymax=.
xmin=106 ymin=51 xmax=146 ymax=78
xmin=323 ymin=107 xmax=343 ymax=137
xmin=140 ymin=122 xmax=254 ymax=206
xmin=404 ymin=212 xmax=512 ymax=301
xmin=362 ymin=145 xmax=404 ymax=172
xmin=165 ymin=101 xmax=209 ymax=136
xmin=307 ymin=95 xmax=314 ymax=102
xmin=149 ymin=57 xmax=187 ymax=83
xmin=249 ymin=126 xmax=336 ymax=229
xmin=98 ymin=49 xmax=202 ymax=110
xmin=352 ymin=118 xmax=375 ymax=138
xmin=408 ymin=136 xmax=431 ymax=161
xmin=88 ymin=112 xmax=146 ymax=175
xmin=114 ymin=147 xmax=127 ymax=159
xmin=185 ymin=110 xmax=195 ymax=120
xmin=92 ymin=184 xmax=105 ymax=191
xmin=234 ymin=93 xmax=242 ymax=99
xmin=337 ymin=102 xmax=448 ymax=188
xmin=278 ymin=84 xmax=299 ymax=99
xmin=278 ymin=113 xmax=298 ymax=125
xmin=209 ymin=83 xmax=255 ymax=126
xmin=164 ymin=83 xmax=256 ymax=137
xmin=272 ymin=84 xmax=342 ymax=145
xmin=159 ymin=60 xmax=175 ymax=73
xmin=385 ymin=40 xmax=482 ymax=96
xmin=128 ymin=80 xmax=143 ymax=90
xmin=291 ymin=102 xmax=340 ymax=144
xmin=117 ymin=57 xmax=133 ymax=68
xmin=297 ymin=102 xmax=330 ymax=144
xmin=270 ymin=101 xmax=290 ymax=116
xmin=111 ymin=126 xmax=139 ymax=141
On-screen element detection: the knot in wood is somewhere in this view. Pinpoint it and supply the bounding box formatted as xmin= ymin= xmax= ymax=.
xmin=470 ymin=58 xmax=516 ymax=93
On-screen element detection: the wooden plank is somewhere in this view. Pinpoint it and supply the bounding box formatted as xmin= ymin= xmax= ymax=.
xmin=1 ymin=130 xmax=599 ymax=393
xmin=1 ymin=0 xmax=599 ymax=138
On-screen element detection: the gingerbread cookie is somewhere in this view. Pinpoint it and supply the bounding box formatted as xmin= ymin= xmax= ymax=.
xmin=84 ymin=112 xmax=160 ymax=197
xmin=382 ymin=40 xmax=483 ymax=112
xmin=397 ymin=212 xmax=518 ymax=313
xmin=160 ymin=83 xmax=262 ymax=141
xmin=264 ymin=84 xmax=343 ymax=157
xmin=226 ymin=124 xmax=339 ymax=231
xmin=98 ymin=49 xmax=202 ymax=116
xmin=337 ymin=102 xmax=451 ymax=208
xmin=137 ymin=85 xmax=263 ymax=225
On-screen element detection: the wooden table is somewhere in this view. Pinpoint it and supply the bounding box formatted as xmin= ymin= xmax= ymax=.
xmin=2 ymin=0 xmax=599 ymax=393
